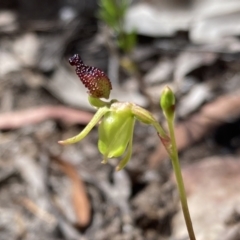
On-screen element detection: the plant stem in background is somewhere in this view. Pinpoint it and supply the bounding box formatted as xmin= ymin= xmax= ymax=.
xmin=161 ymin=87 xmax=196 ymax=240
xmin=98 ymin=0 xmax=137 ymax=54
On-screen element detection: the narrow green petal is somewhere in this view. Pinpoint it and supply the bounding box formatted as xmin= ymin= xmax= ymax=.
xmin=58 ymin=107 xmax=109 ymax=145
xmin=132 ymin=105 xmax=168 ymax=140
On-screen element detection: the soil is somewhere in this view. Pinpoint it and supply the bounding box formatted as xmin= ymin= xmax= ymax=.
xmin=1 ymin=1 xmax=240 ymax=240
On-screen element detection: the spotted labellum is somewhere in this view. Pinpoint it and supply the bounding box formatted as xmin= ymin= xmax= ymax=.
xmin=69 ymin=54 xmax=112 ymax=99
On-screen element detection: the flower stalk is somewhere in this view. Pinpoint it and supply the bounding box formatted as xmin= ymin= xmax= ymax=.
xmin=161 ymin=87 xmax=196 ymax=240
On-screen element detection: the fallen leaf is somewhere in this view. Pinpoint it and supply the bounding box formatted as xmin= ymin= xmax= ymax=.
xmin=0 ymin=105 xmax=93 ymax=130
xmin=51 ymin=156 xmax=91 ymax=228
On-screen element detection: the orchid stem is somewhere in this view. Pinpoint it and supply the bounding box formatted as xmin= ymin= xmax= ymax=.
xmin=167 ymin=117 xmax=196 ymax=240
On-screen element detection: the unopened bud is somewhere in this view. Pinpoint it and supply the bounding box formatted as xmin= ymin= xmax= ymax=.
xmin=160 ymin=86 xmax=175 ymax=120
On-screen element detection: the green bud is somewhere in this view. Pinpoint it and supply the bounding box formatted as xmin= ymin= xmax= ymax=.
xmin=160 ymin=86 xmax=175 ymax=121
xmin=98 ymin=102 xmax=135 ymax=163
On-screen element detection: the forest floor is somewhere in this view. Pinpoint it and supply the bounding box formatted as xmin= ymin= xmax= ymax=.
xmin=1 ymin=1 xmax=240 ymax=240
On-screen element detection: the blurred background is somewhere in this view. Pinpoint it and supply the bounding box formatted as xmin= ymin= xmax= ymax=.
xmin=0 ymin=0 xmax=240 ymax=239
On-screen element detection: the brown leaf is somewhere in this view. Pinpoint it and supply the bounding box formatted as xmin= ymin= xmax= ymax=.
xmin=0 ymin=105 xmax=93 ymax=130
xmin=51 ymin=156 xmax=91 ymax=228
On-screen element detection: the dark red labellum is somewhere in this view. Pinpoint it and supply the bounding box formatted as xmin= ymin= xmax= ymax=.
xmin=69 ymin=54 xmax=112 ymax=99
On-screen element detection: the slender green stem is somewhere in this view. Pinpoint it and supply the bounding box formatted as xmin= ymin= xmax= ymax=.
xmin=167 ymin=118 xmax=196 ymax=240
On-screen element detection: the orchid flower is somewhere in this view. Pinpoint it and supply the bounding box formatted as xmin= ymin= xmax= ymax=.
xmin=59 ymin=54 xmax=169 ymax=171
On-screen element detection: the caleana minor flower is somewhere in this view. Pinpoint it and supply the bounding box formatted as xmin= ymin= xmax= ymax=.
xmin=58 ymin=55 xmax=197 ymax=240
xmin=59 ymin=54 xmax=170 ymax=171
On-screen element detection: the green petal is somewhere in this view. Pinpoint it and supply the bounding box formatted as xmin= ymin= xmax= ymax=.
xmin=58 ymin=107 xmax=109 ymax=145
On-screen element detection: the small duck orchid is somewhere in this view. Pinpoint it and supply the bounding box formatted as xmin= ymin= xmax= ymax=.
xmin=59 ymin=54 xmax=169 ymax=170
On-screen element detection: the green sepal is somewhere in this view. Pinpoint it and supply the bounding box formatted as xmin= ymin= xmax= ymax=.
xmin=115 ymin=119 xmax=135 ymax=171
